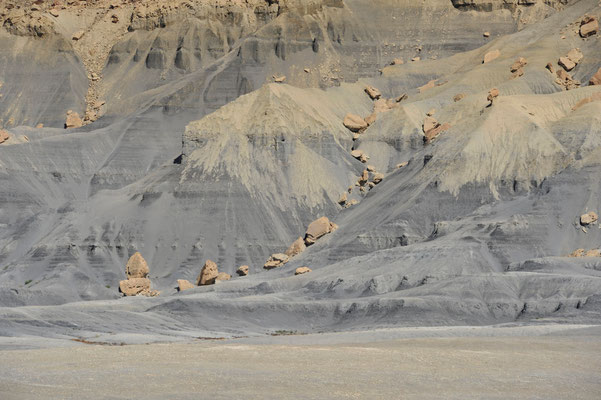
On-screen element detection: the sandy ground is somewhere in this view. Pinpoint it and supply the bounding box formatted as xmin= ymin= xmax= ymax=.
xmin=1 ymin=326 xmax=600 ymax=400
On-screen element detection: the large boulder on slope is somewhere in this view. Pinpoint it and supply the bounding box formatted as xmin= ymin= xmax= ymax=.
xmin=264 ymin=253 xmax=290 ymax=270
xmin=580 ymin=15 xmax=598 ymax=38
xmin=343 ymin=113 xmax=368 ymax=132
xmin=305 ymin=216 xmax=335 ymax=245
xmin=177 ymin=279 xmax=195 ymax=292
xmin=125 ymin=252 xmax=149 ymax=279
xmin=580 ymin=211 xmax=598 ymax=225
xmin=119 ymin=278 xmax=151 ymax=296
xmin=196 ymin=260 xmax=219 ymax=285
xmin=285 ymin=237 xmax=306 ymax=258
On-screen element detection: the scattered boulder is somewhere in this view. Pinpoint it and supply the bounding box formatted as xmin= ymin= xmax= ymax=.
xmin=236 ymin=265 xmax=249 ymax=276
xmin=72 ymin=30 xmax=85 ymax=40
xmin=285 ymin=237 xmax=306 ymax=258
xmin=0 ymin=130 xmax=9 ymax=144
xmin=556 ymin=69 xmax=580 ymax=90
xmin=364 ymin=86 xmax=382 ymax=100
xmin=589 ymin=68 xmax=601 ymax=85
xmin=424 ymin=123 xmax=451 ymax=144
xmin=372 ymin=173 xmax=384 ymax=184
xmin=396 ymin=161 xmax=409 ymax=169
xmin=426 ymin=109 xmax=436 ymax=117
xmin=65 ymin=111 xmax=83 ymax=129
xmin=418 ymin=79 xmax=437 ymax=93
xmin=411 ymin=56 xmax=420 ymax=62
xmin=487 ymin=88 xmax=499 ymax=105
xmin=510 ymin=57 xmax=528 ymax=72
xmin=197 ymin=260 xmax=219 ymax=285
xmin=358 ymin=169 xmax=369 ymax=186
xmin=338 ymin=192 xmax=348 ymax=205
xmin=545 ymin=63 xmax=555 ymax=74
xmin=366 ymin=165 xmax=376 ymax=172
xmin=567 ymin=48 xmax=583 ymax=65
xmin=215 ymin=272 xmax=231 ymax=282
xmin=343 ymin=113 xmax=368 ymax=132
xmin=585 ymin=249 xmax=601 ymax=257
xmin=345 ymin=199 xmax=359 ymax=208
xmin=580 ymin=15 xmax=598 ymax=38
xmin=558 ymin=56 xmax=575 ymax=71
xmin=177 ymin=279 xmax=195 ymax=292
xmin=264 ymin=253 xmax=290 ymax=270
xmin=391 ymin=58 xmax=404 ymax=65
xmin=273 ymin=75 xmax=286 ymax=83
xmin=125 ymin=252 xmax=149 ymax=279
xmin=453 ymin=93 xmax=466 ymax=102
xmin=351 ymin=149 xmax=369 ymax=163
xmin=305 ymin=216 xmax=335 ymax=245
xmin=483 ymin=49 xmax=500 ymax=64
xmin=580 ymin=211 xmax=598 ymax=225
xmin=483 ymin=32 xmax=490 ymax=38
xmin=568 ymin=248 xmax=585 ymax=257
xmin=423 ymin=116 xmax=439 ymax=133
xmin=295 ymin=267 xmax=312 ymax=275
xmin=49 ymin=9 xmax=59 ymax=17
xmin=119 ymin=278 xmax=151 ymax=296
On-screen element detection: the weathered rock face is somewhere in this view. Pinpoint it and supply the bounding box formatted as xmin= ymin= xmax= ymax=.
xmin=264 ymin=253 xmax=290 ymax=270
xmin=177 ymin=279 xmax=195 ymax=292
xmin=126 ymin=252 xmax=149 ymax=279
xmin=285 ymin=237 xmax=306 ymax=258
xmin=197 ymin=260 xmax=219 ymax=286
xmin=119 ymin=278 xmax=151 ymax=296
xmin=236 ymin=265 xmax=249 ymax=276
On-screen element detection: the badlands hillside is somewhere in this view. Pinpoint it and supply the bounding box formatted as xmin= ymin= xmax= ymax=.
xmin=0 ymin=0 xmax=600 ymax=350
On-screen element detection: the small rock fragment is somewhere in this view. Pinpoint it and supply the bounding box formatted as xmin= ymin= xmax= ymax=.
xmin=236 ymin=265 xmax=249 ymax=276
xmin=295 ymin=267 xmax=312 ymax=275
xmin=453 ymin=93 xmax=466 ymax=102
xmin=545 ymin=63 xmax=555 ymax=74
xmin=177 ymin=279 xmax=195 ymax=292
xmin=510 ymin=57 xmax=527 ymax=72
xmin=487 ymin=88 xmax=499 ymax=105
xmin=273 ymin=75 xmax=286 ymax=83
xmin=72 ymin=30 xmax=85 ymax=41
xmin=338 ymin=192 xmax=348 ymax=205
xmin=49 ymin=9 xmax=59 ymax=17
xmin=424 ymin=123 xmax=451 ymax=144
xmin=580 ymin=211 xmax=598 ymax=225
xmin=418 ymin=80 xmax=437 ymax=93
xmin=372 ymin=173 xmax=384 ymax=184
xmin=391 ymin=58 xmax=404 ymax=65
xmin=396 ymin=161 xmax=409 ymax=169
xmin=364 ymin=86 xmax=382 ymax=100
xmin=483 ymin=32 xmax=490 ymax=38
xmin=483 ymin=49 xmax=500 ymax=64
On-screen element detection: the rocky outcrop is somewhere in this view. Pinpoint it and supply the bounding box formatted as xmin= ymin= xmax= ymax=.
xmin=569 ymin=248 xmax=601 ymax=257
xmin=177 ymin=279 xmax=195 ymax=292
xmin=126 ymin=252 xmax=149 ymax=279
xmin=264 ymin=253 xmax=290 ymax=270
xmin=197 ymin=260 xmax=219 ymax=285
xmin=294 ymin=267 xmax=312 ymax=275
xmin=305 ymin=216 xmax=336 ymax=245
xmin=236 ymin=265 xmax=249 ymax=276
xmin=285 ymin=237 xmax=306 ymax=258
xmin=580 ymin=211 xmax=598 ymax=225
